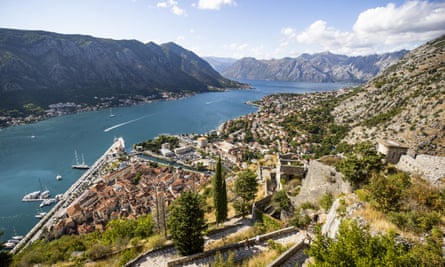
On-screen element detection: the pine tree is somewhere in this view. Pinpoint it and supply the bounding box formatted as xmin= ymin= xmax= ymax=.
xmin=167 ymin=192 xmax=207 ymax=256
xmin=213 ymin=156 xmax=227 ymax=224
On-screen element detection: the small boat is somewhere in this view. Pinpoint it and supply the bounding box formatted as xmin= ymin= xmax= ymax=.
xmin=56 ymin=174 xmax=62 ymax=181
xmin=35 ymin=212 xmax=47 ymax=219
xmin=72 ymin=150 xmax=89 ymax=169
xmin=12 ymin=235 xmax=24 ymax=241
xmin=4 ymin=240 xmax=16 ymax=249
xmin=40 ymin=198 xmax=57 ymax=208
xmin=109 ymin=108 xmax=116 ymax=118
xmin=54 ymin=194 xmax=63 ymax=201
xmin=40 ymin=190 xmax=51 ymax=199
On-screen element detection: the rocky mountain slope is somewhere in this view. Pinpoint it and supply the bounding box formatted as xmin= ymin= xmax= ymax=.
xmin=333 ymin=34 xmax=445 ymax=156
xmin=0 ymin=28 xmax=243 ymax=110
xmin=222 ymin=51 xmax=407 ymax=82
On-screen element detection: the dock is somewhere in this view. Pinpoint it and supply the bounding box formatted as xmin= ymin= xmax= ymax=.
xmin=10 ymin=137 xmax=125 ymax=254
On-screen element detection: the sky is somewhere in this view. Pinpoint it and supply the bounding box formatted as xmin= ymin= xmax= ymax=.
xmin=1 ymin=0 xmax=445 ymax=59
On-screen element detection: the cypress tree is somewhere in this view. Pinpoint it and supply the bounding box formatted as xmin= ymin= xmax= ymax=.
xmin=213 ymin=156 xmax=227 ymax=224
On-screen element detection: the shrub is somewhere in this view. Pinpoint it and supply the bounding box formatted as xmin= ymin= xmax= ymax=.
xmin=319 ymin=192 xmax=334 ymax=211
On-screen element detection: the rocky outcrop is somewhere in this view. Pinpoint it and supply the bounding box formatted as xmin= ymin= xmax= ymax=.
xmin=290 ymin=159 xmax=352 ymax=208
xmin=0 ymin=28 xmax=244 ymax=110
xmin=222 ymin=51 xmax=407 ymax=82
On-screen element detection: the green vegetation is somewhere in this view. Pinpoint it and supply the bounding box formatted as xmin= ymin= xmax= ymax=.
xmin=280 ymin=98 xmax=349 ymax=158
xmin=271 ymin=190 xmax=291 ymax=213
xmin=11 ymin=214 xmax=157 ymax=266
xmin=233 ymin=170 xmax=258 ymax=218
xmin=363 ymin=107 xmax=404 ymax=127
xmin=213 ymin=156 xmax=228 ymax=224
xmin=319 ymin=192 xmax=334 ymax=211
xmin=135 ymin=135 xmax=179 ymax=152
xmin=366 ymin=172 xmax=445 ymax=234
xmin=212 ymin=251 xmax=235 ymax=267
xmin=335 ymin=142 xmax=384 ymax=187
xmin=307 ymin=219 xmax=444 ymax=267
xmin=102 ymin=214 xmax=154 ymax=244
xmin=167 ymin=191 xmax=207 ymax=256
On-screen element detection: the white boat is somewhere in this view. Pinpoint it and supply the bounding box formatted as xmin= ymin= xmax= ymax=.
xmin=109 ymin=108 xmax=116 ymax=118
xmin=22 ymin=191 xmax=41 ymax=201
xmin=12 ymin=235 xmax=23 ymax=241
xmin=4 ymin=240 xmax=16 ymax=249
xmin=72 ymin=150 xmax=89 ymax=169
xmin=56 ymin=174 xmax=62 ymax=181
xmin=40 ymin=190 xmax=51 ymax=199
xmin=35 ymin=212 xmax=47 ymax=219
xmin=40 ymin=198 xmax=57 ymax=208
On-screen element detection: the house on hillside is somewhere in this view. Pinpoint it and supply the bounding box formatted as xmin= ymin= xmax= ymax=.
xmin=377 ymin=139 xmax=409 ymax=164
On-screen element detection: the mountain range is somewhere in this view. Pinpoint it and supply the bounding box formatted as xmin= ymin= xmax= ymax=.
xmin=0 ymin=28 xmax=243 ymax=110
xmin=218 ymin=51 xmax=407 ymax=82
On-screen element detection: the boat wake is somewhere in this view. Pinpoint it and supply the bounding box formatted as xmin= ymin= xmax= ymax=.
xmin=104 ymin=116 xmax=148 ymax=132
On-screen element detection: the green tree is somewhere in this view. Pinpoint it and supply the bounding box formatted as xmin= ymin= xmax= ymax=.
xmin=336 ymin=142 xmax=384 ymax=187
xmin=272 ymin=190 xmax=291 ymax=213
xmin=234 ymin=170 xmax=258 ymax=217
xmin=213 ymin=156 xmax=227 ymax=224
xmin=167 ymin=192 xmax=207 ymax=256
xmin=367 ymin=172 xmax=410 ymax=212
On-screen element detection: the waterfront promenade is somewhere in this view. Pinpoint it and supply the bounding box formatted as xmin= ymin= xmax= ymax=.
xmin=10 ymin=137 xmax=125 ymax=254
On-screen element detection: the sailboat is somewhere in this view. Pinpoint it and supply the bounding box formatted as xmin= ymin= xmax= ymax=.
xmin=72 ymin=150 xmax=89 ymax=169
xmin=109 ymin=108 xmax=116 ymax=118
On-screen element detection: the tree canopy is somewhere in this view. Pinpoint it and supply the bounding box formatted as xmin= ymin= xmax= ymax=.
xmin=167 ymin=191 xmax=207 ymax=256
xmin=335 ymin=142 xmax=384 ymax=187
xmin=233 ymin=170 xmax=258 ymax=217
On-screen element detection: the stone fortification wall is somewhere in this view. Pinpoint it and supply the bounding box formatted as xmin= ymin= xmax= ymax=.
xmin=396 ymin=154 xmax=445 ymax=184
xmin=291 ymin=160 xmax=352 ymax=207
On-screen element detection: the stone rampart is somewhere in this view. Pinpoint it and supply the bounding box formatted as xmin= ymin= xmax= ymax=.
xmin=396 ymin=154 xmax=445 ymax=184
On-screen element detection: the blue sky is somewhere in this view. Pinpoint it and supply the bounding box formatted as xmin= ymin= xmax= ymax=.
xmin=1 ymin=0 xmax=445 ymax=59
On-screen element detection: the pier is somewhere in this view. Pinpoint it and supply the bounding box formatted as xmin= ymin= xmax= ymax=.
xmin=10 ymin=137 xmax=125 ymax=254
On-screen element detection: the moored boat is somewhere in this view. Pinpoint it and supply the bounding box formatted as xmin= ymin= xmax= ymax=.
xmin=72 ymin=150 xmax=89 ymax=169
xmin=22 ymin=191 xmax=41 ymax=201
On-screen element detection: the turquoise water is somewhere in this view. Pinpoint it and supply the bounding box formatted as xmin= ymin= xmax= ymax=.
xmin=0 ymin=80 xmax=353 ymax=240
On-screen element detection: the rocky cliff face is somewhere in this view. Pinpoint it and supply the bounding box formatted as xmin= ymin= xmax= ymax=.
xmin=333 ymin=34 xmax=445 ymax=156
xmin=221 ymin=51 xmax=407 ymax=82
xmin=0 ymin=28 xmax=243 ymax=109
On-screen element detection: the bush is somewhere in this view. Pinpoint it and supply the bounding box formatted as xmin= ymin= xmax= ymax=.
xmin=86 ymin=243 xmax=112 ymax=261
xmin=307 ymin=219 xmax=444 ymax=267
xmin=319 ymin=192 xmax=334 ymax=211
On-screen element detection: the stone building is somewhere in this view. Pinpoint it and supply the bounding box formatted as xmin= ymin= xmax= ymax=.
xmin=377 ymin=139 xmax=409 ymax=164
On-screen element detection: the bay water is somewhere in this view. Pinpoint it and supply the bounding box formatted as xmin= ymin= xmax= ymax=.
xmin=0 ymin=80 xmax=353 ymax=241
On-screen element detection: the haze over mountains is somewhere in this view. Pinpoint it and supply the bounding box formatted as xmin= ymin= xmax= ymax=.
xmin=0 ymin=28 xmax=243 ymax=110
xmin=210 ymin=50 xmax=407 ymax=82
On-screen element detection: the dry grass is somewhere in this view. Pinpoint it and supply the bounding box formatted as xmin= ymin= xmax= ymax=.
xmin=241 ymin=249 xmax=281 ymax=267
xmin=353 ymin=203 xmax=399 ymax=234
xmin=205 ymin=227 xmax=257 ymax=250
xmin=240 ymin=243 xmax=292 ymax=267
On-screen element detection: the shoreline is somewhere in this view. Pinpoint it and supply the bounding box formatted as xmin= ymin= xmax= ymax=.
xmin=10 ymin=137 xmax=125 ymax=254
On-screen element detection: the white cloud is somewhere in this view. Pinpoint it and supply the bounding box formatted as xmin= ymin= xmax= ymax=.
xmin=285 ymin=1 xmax=445 ymax=55
xmin=156 ymin=0 xmax=187 ymax=16
xmin=196 ymin=0 xmax=236 ymax=10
